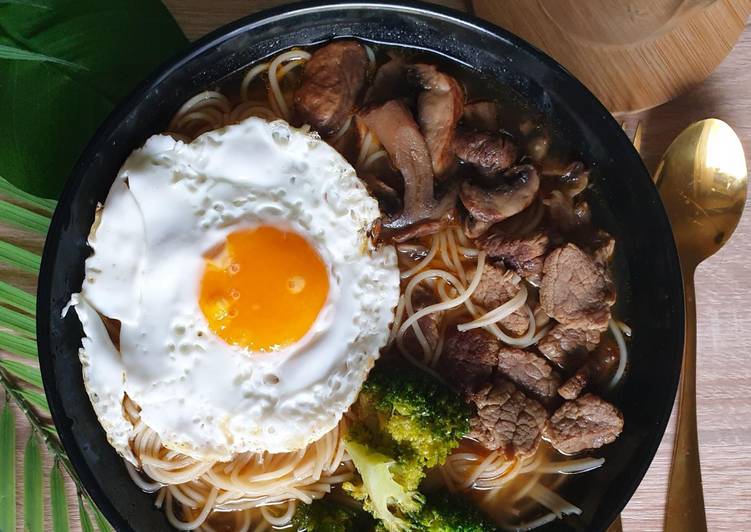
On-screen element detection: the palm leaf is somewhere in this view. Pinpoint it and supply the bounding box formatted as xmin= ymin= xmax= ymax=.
xmin=0 ymin=330 xmax=37 ymax=359
xmin=18 ymin=389 xmax=48 ymax=412
xmin=0 ymin=359 xmax=42 ymax=388
xmin=0 ymin=400 xmax=16 ymax=532
xmin=0 ymin=241 xmax=41 ymax=273
xmin=50 ymin=461 xmax=70 ymax=532
xmin=0 ymin=176 xmax=56 ymax=213
xmin=0 ymin=199 xmax=50 ymax=234
xmin=0 ymin=281 xmax=35 ymax=315
xmin=24 ymin=432 xmax=43 ymax=532
xmin=91 ymin=498 xmax=112 ymax=532
xmin=78 ymin=494 xmax=95 ymax=532
xmin=0 ymin=305 xmax=36 ymax=338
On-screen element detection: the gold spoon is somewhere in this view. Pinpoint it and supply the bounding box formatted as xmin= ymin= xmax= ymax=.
xmin=654 ymin=119 xmax=748 ymax=531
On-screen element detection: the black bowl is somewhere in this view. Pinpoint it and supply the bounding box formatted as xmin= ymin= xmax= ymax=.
xmin=37 ymin=1 xmax=684 ymax=530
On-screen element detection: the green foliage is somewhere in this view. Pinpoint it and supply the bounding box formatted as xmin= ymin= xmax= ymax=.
xmin=51 ymin=461 xmax=70 ymax=532
xmin=0 ymin=0 xmax=188 ymax=198
xmin=291 ymin=498 xmax=375 ymax=532
xmin=0 ymin=401 xmax=15 ymax=532
xmin=24 ymin=433 xmax=43 ymax=532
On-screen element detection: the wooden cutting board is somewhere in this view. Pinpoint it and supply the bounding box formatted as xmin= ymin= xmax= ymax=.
xmin=471 ymin=0 xmax=751 ymax=113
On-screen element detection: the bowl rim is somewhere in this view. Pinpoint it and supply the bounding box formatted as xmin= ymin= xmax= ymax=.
xmin=36 ymin=1 xmax=684 ymax=531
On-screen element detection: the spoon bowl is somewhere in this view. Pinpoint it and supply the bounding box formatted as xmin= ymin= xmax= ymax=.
xmin=654 ymin=118 xmax=747 ymax=531
xmin=655 ymin=118 xmax=748 ymax=267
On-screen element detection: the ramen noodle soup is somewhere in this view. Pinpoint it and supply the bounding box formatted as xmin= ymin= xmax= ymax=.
xmin=71 ymin=40 xmax=629 ymax=531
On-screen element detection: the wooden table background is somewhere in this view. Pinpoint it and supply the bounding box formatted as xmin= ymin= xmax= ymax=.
xmin=4 ymin=1 xmax=749 ymax=530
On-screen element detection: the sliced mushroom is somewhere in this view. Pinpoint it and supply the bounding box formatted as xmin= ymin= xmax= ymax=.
xmin=360 ymin=100 xmax=436 ymax=229
xmin=462 ymin=100 xmax=499 ymax=132
xmin=461 ymin=164 xmax=540 ymax=238
xmin=410 ymin=64 xmax=464 ymax=179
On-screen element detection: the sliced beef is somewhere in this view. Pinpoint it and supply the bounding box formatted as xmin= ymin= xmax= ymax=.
xmin=360 ymin=100 xmax=436 ymax=227
xmin=365 ymin=55 xmax=407 ymax=105
xmin=454 ymin=130 xmax=517 ymax=176
xmin=558 ymin=341 xmax=619 ymax=400
xmin=439 ymin=328 xmax=499 ymax=395
xmin=462 ymin=100 xmax=499 ymax=132
xmin=461 ymin=165 xmax=539 ymax=238
xmin=294 ymin=41 xmax=369 ymax=137
xmin=411 ymin=64 xmax=464 ymax=178
xmin=538 ymin=323 xmax=602 ymax=368
xmin=403 ymin=284 xmax=441 ymax=356
xmin=469 ymin=262 xmax=529 ymax=336
xmin=467 ymin=377 xmax=547 ymax=458
xmin=543 ymin=394 xmax=623 ymax=454
xmin=497 ymin=347 xmax=562 ymax=402
xmin=539 ymin=243 xmax=615 ymax=327
xmin=477 ymin=231 xmax=549 ymax=285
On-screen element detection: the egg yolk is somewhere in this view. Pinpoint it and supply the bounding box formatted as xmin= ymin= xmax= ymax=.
xmin=199 ymin=226 xmax=329 ymax=352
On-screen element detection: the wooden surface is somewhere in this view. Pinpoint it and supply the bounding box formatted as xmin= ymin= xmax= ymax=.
xmin=5 ymin=1 xmax=749 ymax=530
xmin=472 ymin=0 xmax=751 ymax=113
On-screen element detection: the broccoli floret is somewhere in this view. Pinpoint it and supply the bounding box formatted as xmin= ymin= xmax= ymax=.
xmin=350 ymin=362 xmax=470 ymax=489
xmin=344 ymin=440 xmax=424 ymax=532
xmin=344 ymin=363 xmax=470 ymax=531
xmin=411 ymin=491 xmax=495 ymax=532
xmin=291 ymin=498 xmax=375 ymax=532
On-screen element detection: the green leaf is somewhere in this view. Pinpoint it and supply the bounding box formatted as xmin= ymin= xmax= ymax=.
xmin=0 ymin=241 xmax=41 ymax=273
xmin=91 ymin=501 xmax=112 ymax=532
xmin=51 ymin=460 xmax=70 ymax=532
xmin=24 ymin=432 xmax=43 ymax=532
xmin=78 ymin=494 xmax=95 ymax=532
xmin=0 ymin=304 xmax=36 ymax=337
xmin=0 ymin=330 xmax=37 ymax=358
xmin=0 ymin=43 xmax=85 ymax=69
xmin=0 ymin=400 xmax=15 ymax=532
xmin=0 ymin=281 xmax=35 ymax=315
xmin=0 ymin=359 xmax=43 ymax=388
xmin=0 ymin=0 xmax=188 ymax=198
xmin=0 ymin=176 xmax=56 ymax=213
xmin=0 ymin=200 xmax=50 ymax=234
xmin=18 ymin=389 xmax=48 ymax=412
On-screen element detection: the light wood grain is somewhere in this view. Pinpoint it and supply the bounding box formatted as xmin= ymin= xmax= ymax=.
xmin=472 ymin=0 xmax=751 ymax=113
xmin=5 ymin=2 xmax=749 ymax=531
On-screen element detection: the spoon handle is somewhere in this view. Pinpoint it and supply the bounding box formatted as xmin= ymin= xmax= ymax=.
xmin=665 ymin=274 xmax=707 ymax=531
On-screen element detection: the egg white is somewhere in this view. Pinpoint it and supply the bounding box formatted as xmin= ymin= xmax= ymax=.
xmin=72 ymin=118 xmax=399 ymax=461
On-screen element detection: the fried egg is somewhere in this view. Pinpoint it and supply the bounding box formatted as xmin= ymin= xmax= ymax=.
xmin=71 ymin=117 xmax=399 ymax=461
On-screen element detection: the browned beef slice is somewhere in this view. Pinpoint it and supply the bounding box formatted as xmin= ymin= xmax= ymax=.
xmin=462 ymin=100 xmax=499 ymax=131
xmin=557 ymin=340 xmax=620 ymax=400
xmin=544 ymin=393 xmax=623 ymax=454
xmin=469 ymin=262 xmax=529 ymax=336
xmin=410 ymin=64 xmax=464 ymax=178
xmin=294 ymin=41 xmax=368 ymax=137
xmin=403 ymin=284 xmax=441 ymax=355
xmin=454 ymin=130 xmax=518 ymax=176
xmin=365 ymin=55 xmax=407 ymax=105
xmin=497 ymin=347 xmax=562 ymax=401
xmin=477 ymin=231 xmax=549 ymax=285
xmin=468 ymin=378 xmax=547 ymax=458
xmin=540 ymin=243 xmax=615 ymax=326
xmin=439 ymin=328 xmax=499 ymax=394
xmin=538 ymin=323 xmax=602 ymax=368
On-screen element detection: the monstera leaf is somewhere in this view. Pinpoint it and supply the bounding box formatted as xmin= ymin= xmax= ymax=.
xmin=0 ymin=0 xmax=188 ymax=198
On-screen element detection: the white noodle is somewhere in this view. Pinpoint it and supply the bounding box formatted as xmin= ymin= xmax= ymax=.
xmin=535 ymin=457 xmax=605 ymax=474
xmin=608 ymin=319 xmax=629 ymax=389
xmin=528 ymin=483 xmax=582 ymax=518
xmin=457 ymin=285 xmax=528 ymax=331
